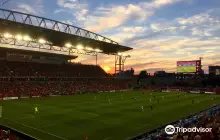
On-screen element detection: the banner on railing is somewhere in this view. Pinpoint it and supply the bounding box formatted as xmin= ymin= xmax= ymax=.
xmin=3 ymin=97 xmax=18 ymax=100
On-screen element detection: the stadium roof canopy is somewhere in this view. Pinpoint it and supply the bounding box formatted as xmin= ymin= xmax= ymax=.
xmin=0 ymin=8 xmax=132 ymax=55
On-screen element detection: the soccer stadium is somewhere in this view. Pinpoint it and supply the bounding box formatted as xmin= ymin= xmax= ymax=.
xmin=0 ymin=1 xmax=220 ymax=140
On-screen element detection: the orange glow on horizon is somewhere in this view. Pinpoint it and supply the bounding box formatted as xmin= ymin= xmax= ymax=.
xmin=103 ymin=66 xmax=111 ymax=73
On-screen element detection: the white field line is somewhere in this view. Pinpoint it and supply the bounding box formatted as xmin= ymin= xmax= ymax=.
xmin=4 ymin=117 xmax=68 ymax=140
xmin=40 ymin=123 xmax=57 ymax=128
xmin=103 ymin=137 xmax=112 ymax=140
xmin=16 ymin=114 xmax=35 ymax=120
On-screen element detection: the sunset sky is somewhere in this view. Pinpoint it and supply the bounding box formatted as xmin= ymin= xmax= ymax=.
xmin=3 ymin=0 xmax=220 ymax=74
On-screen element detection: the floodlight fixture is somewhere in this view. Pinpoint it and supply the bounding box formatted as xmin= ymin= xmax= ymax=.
xmin=39 ymin=38 xmax=46 ymax=44
xmin=86 ymin=47 xmax=93 ymax=51
xmin=23 ymin=35 xmax=31 ymax=41
xmin=65 ymin=43 xmax=72 ymax=48
xmin=118 ymin=52 xmax=122 ymax=56
xmin=15 ymin=34 xmax=22 ymax=40
xmin=77 ymin=45 xmax=83 ymax=50
xmin=3 ymin=33 xmax=12 ymax=38
xmin=95 ymin=48 xmax=102 ymax=52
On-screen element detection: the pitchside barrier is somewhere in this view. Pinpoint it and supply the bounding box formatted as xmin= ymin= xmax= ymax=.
xmin=161 ymin=88 xmax=219 ymax=94
xmin=0 ymin=89 xmax=131 ymax=101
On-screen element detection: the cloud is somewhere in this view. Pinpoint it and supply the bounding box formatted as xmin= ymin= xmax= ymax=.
xmin=107 ymin=33 xmax=134 ymax=43
xmin=83 ymin=0 xmax=184 ymax=32
xmin=17 ymin=4 xmax=37 ymax=14
xmin=84 ymin=4 xmax=149 ymax=32
xmin=15 ymin=0 xmax=44 ymax=15
xmin=56 ymin=0 xmax=88 ymax=21
xmin=102 ymin=26 xmax=147 ymax=43
xmin=142 ymin=0 xmax=183 ymax=9
xmin=122 ymin=26 xmax=146 ymax=33
xmin=123 ymin=26 xmax=186 ymax=45
xmin=53 ymin=1 xmax=220 ymax=74
xmin=57 ymin=0 xmax=78 ymax=9
xmin=175 ymin=12 xmax=220 ymax=37
xmin=191 ymin=28 xmax=212 ymax=37
xmin=54 ymin=9 xmax=65 ymax=14
xmin=151 ymin=24 xmax=161 ymax=31
xmin=123 ymin=9 xmax=220 ymax=46
xmin=177 ymin=13 xmax=220 ymax=25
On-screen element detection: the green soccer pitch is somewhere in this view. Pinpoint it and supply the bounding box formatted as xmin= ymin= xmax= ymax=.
xmin=177 ymin=66 xmax=196 ymax=73
xmin=0 ymin=91 xmax=219 ymax=140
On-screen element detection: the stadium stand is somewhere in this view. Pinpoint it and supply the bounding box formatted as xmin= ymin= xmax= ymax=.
xmin=0 ymin=60 xmax=107 ymax=77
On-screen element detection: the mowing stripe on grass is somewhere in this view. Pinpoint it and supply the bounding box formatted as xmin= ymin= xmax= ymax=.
xmin=17 ymin=114 xmax=35 ymax=120
xmin=103 ymin=136 xmax=112 ymax=140
xmin=86 ymin=112 xmax=100 ymax=116
xmin=133 ymin=124 xmax=149 ymax=130
xmin=3 ymin=117 xmax=68 ymax=140
xmin=40 ymin=123 xmax=57 ymax=128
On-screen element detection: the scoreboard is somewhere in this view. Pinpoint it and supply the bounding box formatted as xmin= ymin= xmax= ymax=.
xmin=177 ymin=60 xmax=201 ymax=73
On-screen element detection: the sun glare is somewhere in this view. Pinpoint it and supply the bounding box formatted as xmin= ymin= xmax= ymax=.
xmin=103 ymin=66 xmax=111 ymax=72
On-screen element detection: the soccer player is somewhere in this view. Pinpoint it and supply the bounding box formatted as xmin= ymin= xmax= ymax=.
xmin=149 ymin=98 xmax=152 ymax=102
xmin=34 ymin=106 xmax=39 ymax=114
xmin=192 ymin=99 xmax=194 ymax=104
xmin=149 ymin=105 xmax=153 ymax=111
xmin=84 ymin=136 xmax=89 ymax=140
xmin=157 ymin=99 xmax=160 ymax=104
xmin=178 ymin=94 xmax=180 ymax=98
xmin=141 ymin=106 xmax=144 ymax=112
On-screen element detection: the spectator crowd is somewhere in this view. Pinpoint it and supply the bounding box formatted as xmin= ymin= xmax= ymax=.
xmin=0 ymin=79 xmax=129 ymax=98
xmin=0 ymin=60 xmax=107 ymax=77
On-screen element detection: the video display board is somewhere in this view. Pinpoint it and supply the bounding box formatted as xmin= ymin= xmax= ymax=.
xmin=177 ymin=61 xmax=197 ymax=73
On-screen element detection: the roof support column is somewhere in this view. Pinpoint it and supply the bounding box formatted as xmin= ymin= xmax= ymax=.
xmin=95 ymin=53 xmax=98 ymax=66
